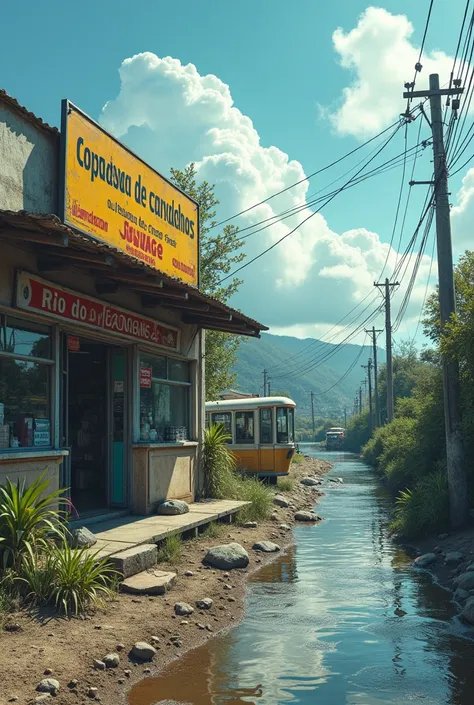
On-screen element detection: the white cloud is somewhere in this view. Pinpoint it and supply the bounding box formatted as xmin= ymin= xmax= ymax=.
xmin=451 ymin=168 xmax=474 ymax=253
xmin=100 ymin=50 xmax=438 ymax=342
xmin=329 ymin=6 xmax=455 ymax=139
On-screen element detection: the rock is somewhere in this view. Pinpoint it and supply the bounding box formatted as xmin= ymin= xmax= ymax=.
xmin=454 ymin=572 xmax=474 ymax=591
xmin=196 ymin=598 xmax=213 ymax=610
xmin=243 ymin=521 xmax=258 ymax=528
xmin=68 ymin=526 xmax=97 ymax=548
xmin=103 ymin=653 xmax=120 ymax=668
xmin=273 ymin=494 xmax=289 ymax=508
xmin=109 ymin=544 xmax=158 ymax=579
xmin=35 ymin=695 xmax=51 ymax=703
xmin=156 ymin=500 xmax=189 ymax=516
xmin=67 ymin=680 xmax=79 ymax=689
xmin=184 ymin=570 xmax=194 ymax=576
xmin=228 ymin=596 xmax=236 ymax=602
xmin=132 ymin=642 xmax=157 ymax=660
xmin=460 ymin=596 xmax=474 ymax=624
xmin=203 ymin=543 xmax=249 ymax=570
xmin=43 ymin=669 xmax=53 ymax=676
xmin=174 ymin=602 xmax=194 ymax=616
xmin=124 ymin=669 xmax=132 ymax=678
xmin=433 ymin=546 xmax=443 ymax=554
xmin=455 ymin=588 xmax=470 ymax=602
xmin=294 ymin=511 xmax=320 ymax=522
xmin=445 ymin=551 xmax=464 ymax=565
xmin=36 ymin=679 xmax=60 ymax=695
xmin=300 ymin=477 xmax=320 ymax=487
xmin=87 ymin=687 xmax=99 ymax=699
xmin=116 ymin=644 xmax=125 ymax=652
xmin=279 ymin=524 xmax=291 ymax=531
xmin=414 ymin=553 xmax=437 ymax=568
xmin=93 ymin=659 xmax=106 ymax=670
xmin=122 ymin=569 xmax=176 ymax=595
xmin=438 ymin=533 xmax=449 ymax=539
xmin=252 ymin=541 xmax=280 ymax=553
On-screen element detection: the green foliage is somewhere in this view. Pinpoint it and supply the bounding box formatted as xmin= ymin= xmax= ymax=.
xmin=18 ymin=542 xmax=117 ymax=615
xmin=277 ymin=476 xmax=295 ymax=492
xmin=391 ymin=469 xmax=449 ymax=539
xmin=156 ymin=534 xmax=182 ymax=564
xmin=344 ymin=411 xmax=371 ymax=453
xmin=235 ymin=478 xmax=273 ymax=524
xmin=200 ymin=522 xmax=223 ymax=539
xmin=170 ymin=164 xmax=245 ymax=399
xmin=0 ymin=471 xmax=66 ymax=570
xmin=202 ymin=424 xmax=237 ymax=499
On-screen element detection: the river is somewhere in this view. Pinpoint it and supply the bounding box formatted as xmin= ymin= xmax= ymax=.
xmin=129 ymin=447 xmax=474 ymax=704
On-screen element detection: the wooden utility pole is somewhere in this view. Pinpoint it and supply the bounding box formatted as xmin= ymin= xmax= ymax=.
xmin=374 ymin=278 xmax=398 ymax=423
xmin=344 ymin=405 xmax=347 ymax=428
xmin=309 ymin=391 xmax=315 ymax=440
xmin=366 ymin=327 xmax=383 ymax=428
xmin=362 ymin=361 xmax=373 ymax=433
xmin=267 ymin=380 xmax=271 ymax=396
xmin=404 ymin=74 xmax=469 ymax=527
xmin=263 ymin=369 xmax=268 ymax=396
xmin=359 ymin=386 xmax=363 ymax=416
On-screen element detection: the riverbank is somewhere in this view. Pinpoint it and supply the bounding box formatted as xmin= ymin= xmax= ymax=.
xmin=412 ymin=524 xmax=474 ymax=618
xmin=0 ymin=455 xmax=331 ymax=705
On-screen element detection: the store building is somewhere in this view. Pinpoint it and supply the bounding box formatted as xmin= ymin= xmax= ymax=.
xmin=0 ymin=91 xmax=266 ymax=519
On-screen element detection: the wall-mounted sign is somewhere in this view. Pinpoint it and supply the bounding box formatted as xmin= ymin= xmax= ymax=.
xmin=114 ymin=380 xmax=124 ymax=393
xmin=67 ymin=335 xmax=80 ymax=352
xmin=139 ymin=366 xmax=152 ymax=388
xmin=60 ymin=101 xmax=199 ymax=287
xmin=16 ymin=271 xmax=179 ymax=350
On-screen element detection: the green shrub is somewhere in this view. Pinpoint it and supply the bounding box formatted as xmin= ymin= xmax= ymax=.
xmin=201 ymin=424 xmax=236 ymax=499
xmin=277 ymin=476 xmax=295 ymax=492
xmin=200 ymin=522 xmax=223 ymax=539
xmin=0 ymin=471 xmax=66 ymax=570
xmin=236 ymin=478 xmax=273 ymax=524
xmin=156 ymin=534 xmax=182 ymax=564
xmin=17 ymin=541 xmax=117 ymax=615
xmin=291 ymin=453 xmax=305 ymax=465
xmin=391 ymin=469 xmax=449 ymax=538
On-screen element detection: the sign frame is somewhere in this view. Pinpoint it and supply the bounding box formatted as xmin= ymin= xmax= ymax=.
xmin=59 ymin=99 xmax=200 ymax=287
xmin=15 ymin=271 xmax=180 ymax=351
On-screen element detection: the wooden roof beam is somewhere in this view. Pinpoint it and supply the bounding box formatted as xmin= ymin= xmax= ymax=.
xmin=0 ymin=227 xmax=68 ymax=247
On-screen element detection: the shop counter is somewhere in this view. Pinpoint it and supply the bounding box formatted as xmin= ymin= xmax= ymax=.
xmin=0 ymin=450 xmax=69 ymax=492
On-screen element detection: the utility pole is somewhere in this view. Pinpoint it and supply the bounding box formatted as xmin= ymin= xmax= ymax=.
xmin=309 ymin=391 xmax=315 ymax=441
xmin=362 ymin=360 xmax=373 ymax=434
xmin=374 ymin=278 xmax=398 ymax=423
xmin=263 ymin=369 xmax=268 ymax=396
xmin=344 ymin=405 xmax=347 ymax=428
xmin=267 ymin=380 xmax=271 ymax=396
xmin=359 ymin=386 xmax=363 ymax=416
xmin=366 ymin=327 xmax=383 ymax=428
xmin=404 ymin=74 xmax=469 ymax=527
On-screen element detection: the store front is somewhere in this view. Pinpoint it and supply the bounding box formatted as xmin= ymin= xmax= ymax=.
xmin=0 ymin=91 xmax=267 ymax=521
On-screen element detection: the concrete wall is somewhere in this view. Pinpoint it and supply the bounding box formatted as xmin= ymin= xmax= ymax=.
xmin=132 ymin=444 xmax=197 ymax=514
xmin=0 ymin=102 xmax=58 ymax=213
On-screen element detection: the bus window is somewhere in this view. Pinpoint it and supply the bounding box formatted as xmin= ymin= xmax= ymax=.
xmin=277 ymin=407 xmax=290 ymax=443
xmin=211 ymin=412 xmax=232 ymax=442
xmin=205 ymin=413 xmax=210 ymax=430
xmin=235 ymin=411 xmax=255 ymax=444
xmin=288 ymin=407 xmax=294 ymax=442
xmin=260 ymin=407 xmax=273 ymax=444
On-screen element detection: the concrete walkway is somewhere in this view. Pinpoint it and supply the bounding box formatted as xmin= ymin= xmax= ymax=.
xmin=90 ymin=499 xmax=249 ymax=559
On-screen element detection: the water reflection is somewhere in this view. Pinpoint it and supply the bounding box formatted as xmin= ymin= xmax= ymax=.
xmin=129 ymin=446 xmax=474 ymax=705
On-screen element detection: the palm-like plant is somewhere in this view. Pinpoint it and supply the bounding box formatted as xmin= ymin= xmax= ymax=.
xmin=0 ymin=471 xmax=66 ymax=571
xmin=201 ymin=424 xmax=237 ymax=499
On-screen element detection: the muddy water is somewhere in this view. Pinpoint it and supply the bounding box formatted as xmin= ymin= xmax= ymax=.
xmin=129 ymin=448 xmax=474 ymax=704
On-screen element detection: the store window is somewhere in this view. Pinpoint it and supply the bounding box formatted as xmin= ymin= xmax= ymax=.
xmin=235 ymin=411 xmax=254 ymax=444
xmin=260 ymin=407 xmax=273 ymax=444
xmin=276 ymin=407 xmax=294 ymax=444
xmin=0 ymin=316 xmax=53 ymax=449
xmin=211 ymin=412 xmax=233 ymax=442
xmin=139 ymin=353 xmax=191 ymax=442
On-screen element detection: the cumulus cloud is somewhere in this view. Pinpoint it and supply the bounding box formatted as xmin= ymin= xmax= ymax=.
xmin=329 ymin=6 xmax=455 ymax=139
xmin=100 ymin=50 xmax=437 ymax=342
xmin=451 ymin=168 xmax=474 ymax=254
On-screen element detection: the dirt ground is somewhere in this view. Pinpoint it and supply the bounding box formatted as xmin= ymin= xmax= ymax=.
xmin=0 ymin=455 xmax=331 ymax=705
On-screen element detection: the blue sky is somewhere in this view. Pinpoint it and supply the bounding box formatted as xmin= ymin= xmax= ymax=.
xmin=2 ymin=0 xmax=473 ymax=344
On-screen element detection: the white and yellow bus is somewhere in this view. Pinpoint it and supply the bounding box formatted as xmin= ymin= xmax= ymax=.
xmin=205 ymin=396 xmax=296 ymax=483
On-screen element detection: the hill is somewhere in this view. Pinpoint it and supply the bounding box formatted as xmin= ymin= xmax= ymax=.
xmin=232 ymin=333 xmax=386 ymax=417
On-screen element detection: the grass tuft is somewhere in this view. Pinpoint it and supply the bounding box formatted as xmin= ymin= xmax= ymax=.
xmin=291 ymin=452 xmax=305 ymax=465
xmin=277 ymin=477 xmax=295 ymax=492
xmin=156 ymin=534 xmax=182 ymax=564
xmin=200 ymin=522 xmax=223 ymax=539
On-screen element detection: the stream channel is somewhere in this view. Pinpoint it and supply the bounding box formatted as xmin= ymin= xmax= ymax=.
xmin=129 ymin=446 xmax=474 ymax=704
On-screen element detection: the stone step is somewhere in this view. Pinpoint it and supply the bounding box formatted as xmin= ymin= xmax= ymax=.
xmin=121 ymin=569 xmax=177 ymax=595
xmin=108 ymin=544 xmax=158 ymax=578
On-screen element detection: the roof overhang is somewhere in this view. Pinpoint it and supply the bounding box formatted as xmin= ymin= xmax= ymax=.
xmin=0 ymin=210 xmax=268 ymax=338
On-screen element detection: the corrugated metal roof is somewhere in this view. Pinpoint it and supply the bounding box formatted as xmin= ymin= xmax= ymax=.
xmin=0 ymin=209 xmax=267 ymax=333
xmin=0 ymin=90 xmax=59 ymax=135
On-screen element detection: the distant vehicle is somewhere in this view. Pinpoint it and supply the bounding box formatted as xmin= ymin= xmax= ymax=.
xmin=325 ymin=427 xmax=345 ymax=450
xmin=205 ymin=396 xmax=296 ymax=483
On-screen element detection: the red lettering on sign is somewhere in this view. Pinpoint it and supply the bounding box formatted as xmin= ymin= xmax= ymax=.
xmin=139 ymin=366 xmax=152 ymax=388
xmin=67 ymin=335 xmax=80 ymax=352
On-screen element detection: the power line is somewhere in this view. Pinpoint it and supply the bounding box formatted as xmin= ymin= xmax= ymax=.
xmin=217 ymin=121 xmax=405 ymax=285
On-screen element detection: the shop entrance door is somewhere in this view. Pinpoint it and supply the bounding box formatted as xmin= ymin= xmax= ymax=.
xmin=68 ymin=340 xmax=108 ymax=515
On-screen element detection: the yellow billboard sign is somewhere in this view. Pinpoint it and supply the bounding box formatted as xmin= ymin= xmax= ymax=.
xmin=60 ymin=101 xmax=199 ymax=286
